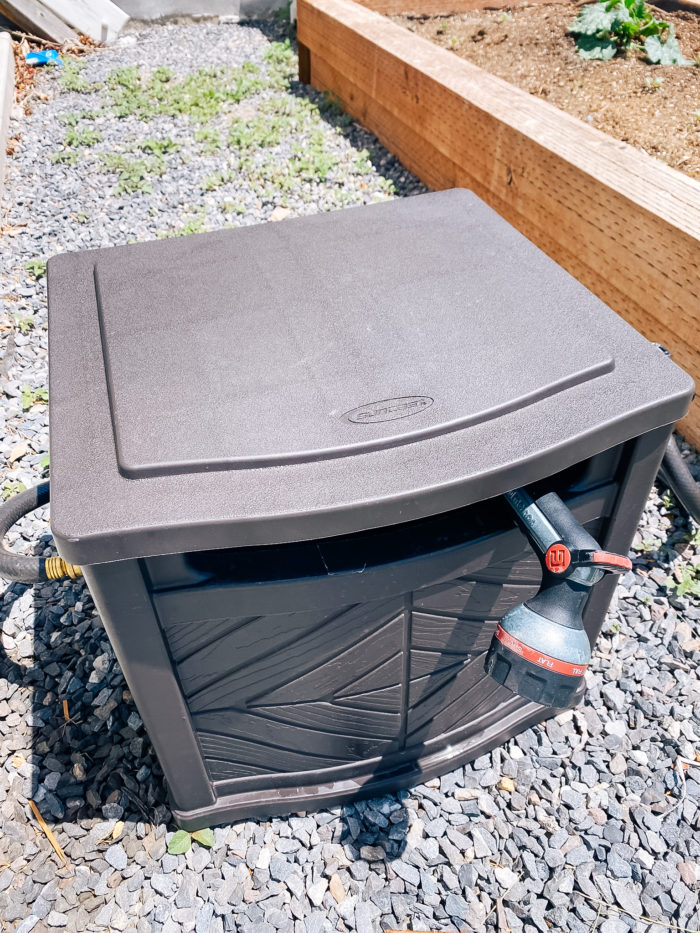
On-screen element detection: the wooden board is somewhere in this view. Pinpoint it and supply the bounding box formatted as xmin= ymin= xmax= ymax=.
xmin=297 ymin=0 xmax=700 ymax=445
xmin=45 ymin=0 xmax=129 ymax=43
xmin=0 ymin=0 xmax=78 ymax=43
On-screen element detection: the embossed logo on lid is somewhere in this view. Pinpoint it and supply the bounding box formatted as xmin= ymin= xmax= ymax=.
xmin=344 ymin=396 xmax=434 ymax=424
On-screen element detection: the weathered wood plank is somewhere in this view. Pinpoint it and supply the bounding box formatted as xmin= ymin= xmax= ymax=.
xmin=298 ymin=0 xmax=700 ymax=443
xmin=0 ymin=0 xmax=78 ymax=43
xmin=45 ymin=0 xmax=130 ymax=43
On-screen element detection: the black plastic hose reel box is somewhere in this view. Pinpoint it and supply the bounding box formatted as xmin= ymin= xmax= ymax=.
xmin=47 ymin=189 xmax=693 ymax=828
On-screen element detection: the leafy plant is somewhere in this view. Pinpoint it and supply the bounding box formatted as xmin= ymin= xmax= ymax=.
xmin=61 ymin=58 xmax=91 ymax=93
xmin=138 ymin=137 xmax=179 ymax=156
xmin=672 ymin=565 xmax=700 ymax=598
xmin=99 ymin=153 xmax=166 ymax=195
xmin=167 ymin=827 xmax=215 ymax=855
xmin=25 ymin=259 xmax=46 ymax=280
xmin=64 ymin=127 xmax=102 ymax=147
xmin=229 ymin=115 xmax=284 ymax=151
xmin=59 ymin=110 xmax=99 ymax=126
xmin=51 ymin=151 xmax=78 ymax=165
xmin=194 ymin=127 xmax=222 ymax=154
xmin=319 ymin=91 xmax=352 ymax=127
xmin=568 ymin=0 xmax=693 ymax=63
xmin=290 ymin=130 xmax=338 ymax=182
xmin=3 ymin=481 xmax=27 ymax=501
xmin=21 ymin=386 xmax=49 ymax=411
xmin=39 ymin=453 xmax=50 ymax=471
xmin=14 ymin=315 xmax=34 ymax=334
xmin=105 ymin=62 xmax=263 ymax=122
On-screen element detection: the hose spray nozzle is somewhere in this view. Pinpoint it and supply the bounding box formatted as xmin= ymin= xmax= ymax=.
xmin=484 ymin=489 xmax=631 ymax=707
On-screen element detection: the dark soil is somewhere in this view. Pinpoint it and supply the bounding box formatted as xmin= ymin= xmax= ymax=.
xmin=393 ymin=3 xmax=700 ymax=179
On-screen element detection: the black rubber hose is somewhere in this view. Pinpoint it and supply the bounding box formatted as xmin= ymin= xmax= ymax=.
xmin=0 ymin=481 xmax=50 ymax=584
xmin=659 ymin=436 xmax=700 ymax=525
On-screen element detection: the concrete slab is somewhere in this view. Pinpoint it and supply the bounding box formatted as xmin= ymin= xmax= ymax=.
xmin=118 ymin=0 xmax=285 ymax=19
xmin=0 ymin=32 xmax=14 ymax=210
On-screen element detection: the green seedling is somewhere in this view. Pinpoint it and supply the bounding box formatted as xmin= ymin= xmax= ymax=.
xmin=157 ymin=211 xmax=208 ymax=238
xmin=3 ymin=481 xmax=27 ymax=501
xmin=40 ymin=453 xmax=50 ymax=471
xmin=353 ymin=149 xmax=373 ymax=175
xmin=14 ymin=316 xmax=34 ymax=334
xmin=51 ymin=151 xmax=78 ymax=165
xmin=194 ymin=127 xmax=222 ymax=153
xmin=59 ymin=110 xmax=100 ymax=126
xmin=202 ymin=167 xmax=237 ymax=191
xmin=99 ymin=153 xmax=166 ymax=195
xmin=61 ymin=58 xmax=92 ymax=93
xmin=25 ymin=259 xmax=46 ymax=280
xmin=568 ymin=0 xmax=693 ymax=63
xmin=106 ymin=62 xmax=263 ymax=122
xmin=319 ymin=91 xmax=353 ymax=127
xmin=290 ymin=130 xmax=338 ymax=181
xmin=167 ymin=828 xmax=215 ymax=855
xmin=262 ymin=39 xmax=297 ymax=89
xmin=138 ymin=137 xmax=180 ymax=155
xmin=64 ymin=127 xmax=102 ymax=147
xmin=229 ymin=115 xmax=284 ymax=151
xmin=672 ymin=565 xmax=700 ymax=598
xmin=21 ymin=386 xmax=49 ymax=411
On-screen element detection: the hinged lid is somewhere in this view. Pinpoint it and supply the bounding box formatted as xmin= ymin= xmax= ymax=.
xmin=48 ymin=190 xmax=693 ymax=564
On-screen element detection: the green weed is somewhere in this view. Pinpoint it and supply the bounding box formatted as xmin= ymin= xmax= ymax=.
xmin=61 ymin=58 xmax=92 ymax=93
xmin=194 ymin=127 xmax=222 ymax=153
xmin=14 ymin=315 xmax=34 ymax=334
xmin=25 ymin=259 xmax=46 ymax=280
xmin=672 ymin=565 xmax=700 ymax=598
xmin=202 ymin=167 xmax=237 ymax=191
xmin=319 ymin=91 xmax=352 ymax=126
xmin=21 ymin=386 xmax=49 ymax=411
xmin=290 ymin=130 xmax=338 ymax=181
xmin=168 ymin=828 xmax=214 ymax=855
xmin=229 ymin=114 xmax=285 ymax=150
xmin=262 ymin=40 xmax=297 ymax=89
xmin=106 ymin=62 xmax=263 ymax=122
xmin=99 ymin=153 xmax=166 ymax=195
xmin=221 ymin=200 xmax=247 ymax=215
xmin=59 ymin=109 xmax=100 ymax=126
xmin=51 ymin=151 xmax=78 ymax=165
xmin=157 ymin=211 xmax=208 ymax=238
xmin=3 ymin=481 xmax=27 ymax=501
xmin=64 ymin=127 xmax=102 ymax=147
xmin=353 ymin=149 xmax=372 ymax=175
xmin=137 ymin=137 xmax=180 ymax=155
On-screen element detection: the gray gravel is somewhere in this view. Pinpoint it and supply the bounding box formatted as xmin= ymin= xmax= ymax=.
xmin=1 ymin=17 xmax=700 ymax=933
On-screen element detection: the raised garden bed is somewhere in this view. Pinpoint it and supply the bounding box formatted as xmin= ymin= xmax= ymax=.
xmin=297 ymin=0 xmax=700 ymax=444
xmin=395 ymin=4 xmax=700 ymax=180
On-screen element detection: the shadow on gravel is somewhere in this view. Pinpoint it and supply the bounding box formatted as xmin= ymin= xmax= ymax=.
xmin=0 ymin=569 xmax=169 ymax=845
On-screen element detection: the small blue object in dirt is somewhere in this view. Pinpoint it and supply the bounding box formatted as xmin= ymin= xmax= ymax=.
xmin=26 ymin=50 xmax=62 ymax=67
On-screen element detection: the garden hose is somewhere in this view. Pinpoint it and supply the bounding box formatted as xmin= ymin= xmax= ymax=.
xmin=0 ymin=434 xmax=696 ymax=586
xmin=657 ymin=436 xmax=700 ymax=525
xmin=0 ymin=481 xmax=81 ymax=584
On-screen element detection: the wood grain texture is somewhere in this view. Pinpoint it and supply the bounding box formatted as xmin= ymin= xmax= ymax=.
xmin=0 ymin=0 xmax=78 ymax=42
xmin=297 ymin=0 xmax=700 ymax=444
xmin=44 ymin=0 xmax=129 ymax=42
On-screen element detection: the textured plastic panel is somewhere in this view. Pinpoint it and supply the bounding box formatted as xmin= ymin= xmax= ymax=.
xmin=92 ymin=221 xmax=612 ymax=475
xmin=80 ymin=427 xmax=673 ymax=826
xmin=47 ymin=190 xmax=693 ymax=564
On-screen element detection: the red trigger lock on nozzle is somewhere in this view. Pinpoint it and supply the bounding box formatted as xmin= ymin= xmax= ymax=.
xmin=545 ymin=543 xmax=571 ymax=574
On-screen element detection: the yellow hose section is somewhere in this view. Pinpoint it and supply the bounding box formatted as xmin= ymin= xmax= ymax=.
xmin=44 ymin=556 xmax=82 ymax=580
